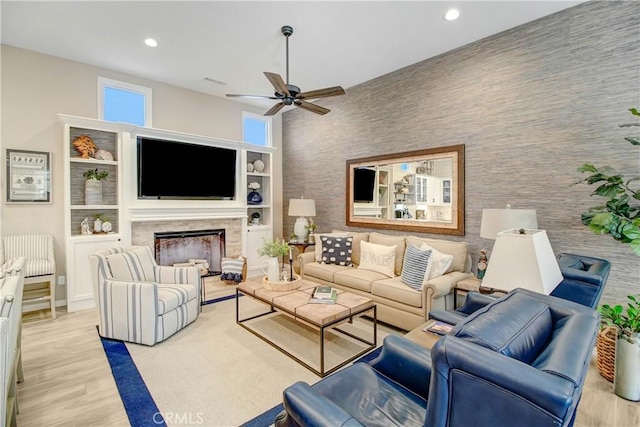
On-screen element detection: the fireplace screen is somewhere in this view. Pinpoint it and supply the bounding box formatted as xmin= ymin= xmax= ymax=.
xmin=154 ymin=229 xmax=225 ymax=275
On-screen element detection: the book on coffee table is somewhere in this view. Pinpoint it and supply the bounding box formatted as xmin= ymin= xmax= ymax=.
xmin=422 ymin=319 xmax=454 ymax=335
xmin=309 ymin=287 xmax=337 ymax=304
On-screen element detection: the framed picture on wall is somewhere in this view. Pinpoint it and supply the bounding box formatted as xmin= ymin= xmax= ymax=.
xmin=6 ymin=149 xmax=52 ymax=203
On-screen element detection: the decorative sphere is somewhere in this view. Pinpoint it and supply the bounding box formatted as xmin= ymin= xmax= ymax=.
xmin=247 ymin=163 xmax=254 ymax=172
xmin=253 ymin=159 xmax=265 ymax=173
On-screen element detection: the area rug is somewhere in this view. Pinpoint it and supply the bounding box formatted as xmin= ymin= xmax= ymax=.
xmin=100 ymin=292 xmax=397 ymax=426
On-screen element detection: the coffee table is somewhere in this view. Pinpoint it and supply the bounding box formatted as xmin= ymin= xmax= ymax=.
xmin=236 ymin=278 xmax=377 ymax=377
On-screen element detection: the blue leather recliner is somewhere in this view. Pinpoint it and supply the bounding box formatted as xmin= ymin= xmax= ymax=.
xmin=429 ymin=252 xmax=611 ymax=326
xmin=274 ymin=288 xmax=599 ymax=427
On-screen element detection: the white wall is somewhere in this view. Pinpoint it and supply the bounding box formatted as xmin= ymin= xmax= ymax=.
xmin=0 ymin=45 xmax=283 ymax=301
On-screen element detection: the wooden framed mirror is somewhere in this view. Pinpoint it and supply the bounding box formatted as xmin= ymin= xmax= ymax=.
xmin=346 ymin=144 xmax=465 ymax=235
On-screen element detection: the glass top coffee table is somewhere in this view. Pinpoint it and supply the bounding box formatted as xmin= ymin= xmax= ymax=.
xmin=237 ymin=278 xmax=377 ymax=377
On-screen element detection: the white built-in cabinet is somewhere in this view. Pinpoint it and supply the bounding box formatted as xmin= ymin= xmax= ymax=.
xmin=244 ymin=149 xmax=273 ymax=277
xmin=60 ymin=115 xmax=127 ymax=312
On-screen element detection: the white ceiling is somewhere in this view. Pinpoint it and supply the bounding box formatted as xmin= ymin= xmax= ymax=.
xmin=1 ymin=1 xmax=584 ymax=112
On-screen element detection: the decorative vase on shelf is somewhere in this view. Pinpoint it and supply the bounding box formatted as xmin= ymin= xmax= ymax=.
xmin=93 ymin=218 xmax=103 ymax=233
xmin=85 ymin=179 xmax=102 ymax=205
xmin=247 ymin=190 xmax=263 ymax=205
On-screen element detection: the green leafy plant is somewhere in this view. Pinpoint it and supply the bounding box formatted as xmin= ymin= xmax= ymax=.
xmin=599 ymin=294 xmax=640 ymax=342
xmin=575 ymin=108 xmax=640 ymax=255
xmin=83 ymin=168 xmax=109 ymax=180
xmin=258 ymin=238 xmax=290 ymax=258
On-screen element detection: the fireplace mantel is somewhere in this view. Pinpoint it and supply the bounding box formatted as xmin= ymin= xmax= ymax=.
xmin=129 ymin=205 xmax=247 ymax=222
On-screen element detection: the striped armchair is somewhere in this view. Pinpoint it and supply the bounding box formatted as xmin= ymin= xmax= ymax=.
xmin=89 ymin=246 xmax=200 ymax=346
xmin=0 ymin=234 xmax=56 ymax=319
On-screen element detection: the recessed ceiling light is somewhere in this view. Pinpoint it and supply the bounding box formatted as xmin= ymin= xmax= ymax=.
xmin=445 ymin=9 xmax=460 ymax=21
xmin=144 ymin=38 xmax=158 ymax=47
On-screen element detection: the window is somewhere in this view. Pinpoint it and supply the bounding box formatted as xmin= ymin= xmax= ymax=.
xmin=242 ymin=112 xmax=271 ymax=147
xmin=98 ymin=77 xmax=152 ymax=127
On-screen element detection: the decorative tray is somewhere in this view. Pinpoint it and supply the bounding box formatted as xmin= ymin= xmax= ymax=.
xmin=262 ymin=274 xmax=302 ymax=291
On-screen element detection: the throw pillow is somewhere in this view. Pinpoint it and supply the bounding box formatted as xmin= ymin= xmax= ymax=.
xmin=420 ymin=244 xmax=453 ymax=280
xmin=320 ymin=236 xmax=353 ymax=266
xmin=315 ymin=232 xmax=349 ymax=262
xmin=358 ymin=241 xmax=396 ymax=277
xmin=106 ymin=246 xmax=156 ymax=282
xmin=401 ymin=245 xmax=433 ymax=290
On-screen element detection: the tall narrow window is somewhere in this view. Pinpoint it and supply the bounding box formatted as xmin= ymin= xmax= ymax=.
xmin=242 ymin=112 xmax=271 ymax=147
xmin=98 ymin=77 xmax=152 ymax=127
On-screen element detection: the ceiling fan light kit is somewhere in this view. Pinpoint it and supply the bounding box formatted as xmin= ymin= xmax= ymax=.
xmin=226 ymin=25 xmax=345 ymax=116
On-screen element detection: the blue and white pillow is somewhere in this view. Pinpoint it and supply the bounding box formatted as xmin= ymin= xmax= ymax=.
xmin=320 ymin=236 xmax=353 ymax=266
xmin=401 ymin=245 xmax=432 ymax=290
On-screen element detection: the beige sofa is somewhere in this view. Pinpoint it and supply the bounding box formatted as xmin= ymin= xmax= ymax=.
xmin=299 ymin=231 xmax=474 ymax=331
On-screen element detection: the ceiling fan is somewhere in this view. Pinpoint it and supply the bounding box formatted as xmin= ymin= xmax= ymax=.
xmin=226 ymin=25 xmax=345 ymax=116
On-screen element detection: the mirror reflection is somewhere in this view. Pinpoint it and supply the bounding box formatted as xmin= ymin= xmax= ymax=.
xmin=346 ymin=145 xmax=464 ymax=235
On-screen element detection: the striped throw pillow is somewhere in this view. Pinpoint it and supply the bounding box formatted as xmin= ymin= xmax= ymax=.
xmin=401 ymin=245 xmax=433 ymax=290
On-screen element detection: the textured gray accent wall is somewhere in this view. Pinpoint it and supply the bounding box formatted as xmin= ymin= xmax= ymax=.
xmin=282 ymin=1 xmax=639 ymax=305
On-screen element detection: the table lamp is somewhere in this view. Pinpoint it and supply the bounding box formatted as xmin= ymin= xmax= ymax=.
xmin=480 ymin=207 xmax=538 ymax=239
xmin=481 ymin=228 xmax=562 ymax=294
xmin=288 ymin=198 xmax=316 ymax=242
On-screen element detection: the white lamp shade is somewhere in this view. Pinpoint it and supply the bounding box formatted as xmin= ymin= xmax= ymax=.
xmin=481 ymin=229 xmax=562 ymax=294
xmin=288 ymin=199 xmax=316 ymax=217
xmin=480 ymin=208 xmax=538 ymax=239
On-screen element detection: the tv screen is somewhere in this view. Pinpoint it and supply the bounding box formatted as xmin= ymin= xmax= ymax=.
xmin=353 ymin=168 xmax=376 ymax=203
xmin=137 ymin=137 xmax=237 ymax=200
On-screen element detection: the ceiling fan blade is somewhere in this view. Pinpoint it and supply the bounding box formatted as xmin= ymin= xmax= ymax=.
xmin=295 ymin=100 xmax=330 ymax=115
xmin=264 ymin=102 xmax=285 ymax=116
xmin=226 ymin=94 xmax=279 ymax=100
xmin=298 ymin=86 xmax=345 ymax=100
xmin=264 ymin=72 xmax=291 ymax=97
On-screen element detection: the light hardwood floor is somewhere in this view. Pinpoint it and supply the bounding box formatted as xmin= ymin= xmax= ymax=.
xmin=16 ymin=303 xmax=640 ymax=427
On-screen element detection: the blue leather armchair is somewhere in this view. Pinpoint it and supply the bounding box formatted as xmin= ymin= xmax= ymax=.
xmin=429 ymin=252 xmax=610 ymax=326
xmin=275 ymin=288 xmax=599 ymax=427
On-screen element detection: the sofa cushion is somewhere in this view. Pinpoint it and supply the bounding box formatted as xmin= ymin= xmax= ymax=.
xmin=420 ymin=244 xmax=453 ymax=280
xmin=304 ymin=262 xmax=350 ymax=283
xmin=320 ymin=236 xmax=353 ymax=266
xmin=107 ymin=246 xmax=156 ymax=282
xmin=358 ymin=241 xmax=396 ymax=277
xmin=332 ymin=230 xmax=370 ymax=265
xmin=401 ymin=245 xmax=433 ymax=290
xmin=371 ymin=277 xmax=422 ymax=308
xmin=334 ymin=268 xmax=388 ymax=292
xmin=405 ymin=236 xmax=468 ymax=273
xmin=369 ymin=232 xmax=406 ymax=275
xmin=157 ymin=283 xmax=197 ymax=315
xmin=454 ymin=293 xmax=553 ymax=364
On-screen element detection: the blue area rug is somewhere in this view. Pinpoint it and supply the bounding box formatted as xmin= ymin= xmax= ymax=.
xmin=239 ymin=346 xmax=383 ymax=427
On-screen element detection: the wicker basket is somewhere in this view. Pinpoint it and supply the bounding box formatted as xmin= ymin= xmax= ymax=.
xmin=596 ymin=326 xmax=617 ymax=382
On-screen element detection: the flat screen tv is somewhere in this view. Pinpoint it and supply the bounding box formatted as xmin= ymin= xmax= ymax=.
xmin=137 ymin=137 xmax=237 ymax=200
xmin=353 ymin=168 xmax=376 ymax=203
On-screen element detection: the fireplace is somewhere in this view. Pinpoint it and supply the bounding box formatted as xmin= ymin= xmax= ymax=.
xmin=154 ymin=229 xmax=225 ymax=275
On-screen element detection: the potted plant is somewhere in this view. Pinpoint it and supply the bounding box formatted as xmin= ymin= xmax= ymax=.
xmin=83 ymin=168 xmax=109 ymax=205
xmin=575 ymin=108 xmax=640 ymax=400
xmin=258 ymin=238 xmax=290 ymax=282
xmin=599 ymin=295 xmax=640 ymax=401
xmin=575 ymin=108 xmax=640 ymax=255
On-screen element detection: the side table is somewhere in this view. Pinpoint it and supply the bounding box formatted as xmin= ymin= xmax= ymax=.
xmin=453 ymin=278 xmax=507 ymax=308
xmin=288 ymin=241 xmax=315 ymax=273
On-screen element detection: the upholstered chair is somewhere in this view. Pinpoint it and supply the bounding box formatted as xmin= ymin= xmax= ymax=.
xmin=0 ymin=256 xmax=26 ymax=426
xmin=0 ymin=234 xmax=56 ymax=318
xmin=89 ymin=246 xmax=200 ymax=346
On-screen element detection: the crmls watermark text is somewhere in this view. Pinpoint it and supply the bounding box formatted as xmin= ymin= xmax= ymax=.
xmin=153 ymin=412 xmax=204 ymax=425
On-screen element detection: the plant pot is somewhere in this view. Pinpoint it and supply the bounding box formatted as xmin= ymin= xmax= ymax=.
xmin=260 ymin=257 xmax=280 ymax=282
xmin=85 ymin=179 xmax=102 ymax=205
xmin=614 ymin=335 xmax=640 ymax=401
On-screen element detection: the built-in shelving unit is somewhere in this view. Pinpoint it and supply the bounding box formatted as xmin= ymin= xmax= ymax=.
xmin=245 ymin=149 xmax=273 ymax=277
xmin=61 ymin=115 xmax=126 ymax=312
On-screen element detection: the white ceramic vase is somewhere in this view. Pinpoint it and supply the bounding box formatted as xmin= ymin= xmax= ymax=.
xmin=261 ymin=257 xmax=280 ymax=282
xmin=85 ymin=179 xmax=102 ymax=205
xmin=614 ymin=335 xmax=640 ymax=401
